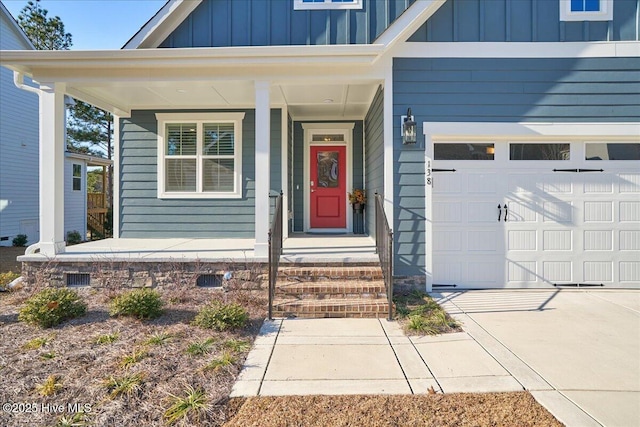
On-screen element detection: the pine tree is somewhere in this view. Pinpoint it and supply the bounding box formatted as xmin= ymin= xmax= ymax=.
xmin=17 ymin=0 xmax=72 ymax=50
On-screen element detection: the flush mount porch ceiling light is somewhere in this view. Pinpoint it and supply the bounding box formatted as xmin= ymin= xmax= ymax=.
xmin=402 ymin=107 xmax=417 ymax=145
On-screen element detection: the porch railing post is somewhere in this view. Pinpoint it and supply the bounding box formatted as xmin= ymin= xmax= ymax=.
xmin=374 ymin=193 xmax=394 ymax=321
xmin=267 ymin=191 xmax=284 ymax=321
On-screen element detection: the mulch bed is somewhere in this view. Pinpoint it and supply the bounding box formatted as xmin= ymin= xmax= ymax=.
xmin=0 ymin=285 xmax=266 ymax=427
xmin=223 ymin=393 xmax=563 ymax=427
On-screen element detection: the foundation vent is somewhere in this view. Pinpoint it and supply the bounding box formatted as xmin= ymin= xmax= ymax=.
xmin=66 ymin=273 xmax=91 ymax=287
xmin=196 ymin=274 xmax=223 ymax=288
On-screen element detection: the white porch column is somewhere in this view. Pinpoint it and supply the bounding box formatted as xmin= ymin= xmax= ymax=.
xmin=383 ymin=66 xmax=394 ymax=227
xmin=254 ymin=81 xmax=271 ymax=257
xmin=39 ymin=82 xmax=66 ymax=256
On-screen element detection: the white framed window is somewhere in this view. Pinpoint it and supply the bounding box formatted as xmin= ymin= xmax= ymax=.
xmin=72 ymin=164 xmax=82 ymax=191
xmin=294 ymin=0 xmax=362 ymax=11
xmin=156 ymin=113 xmax=245 ymax=199
xmin=560 ymin=0 xmax=613 ymax=21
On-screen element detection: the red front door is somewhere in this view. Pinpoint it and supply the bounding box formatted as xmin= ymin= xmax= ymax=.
xmin=310 ymin=145 xmax=346 ymax=229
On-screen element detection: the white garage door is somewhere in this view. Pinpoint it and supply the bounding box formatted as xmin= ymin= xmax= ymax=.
xmin=429 ymin=141 xmax=640 ymax=289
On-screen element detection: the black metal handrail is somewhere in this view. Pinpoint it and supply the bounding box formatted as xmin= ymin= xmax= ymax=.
xmin=268 ymin=191 xmax=283 ymax=320
xmin=374 ymin=193 xmax=394 ymax=321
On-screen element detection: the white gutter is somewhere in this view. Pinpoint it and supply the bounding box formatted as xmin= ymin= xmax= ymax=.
xmin=13 ymin=71 xmax=46 ymax=256
xmin=13 ymin=71 xmax=39 ymax=95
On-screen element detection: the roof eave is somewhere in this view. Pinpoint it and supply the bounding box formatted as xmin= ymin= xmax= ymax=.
xmin=0 ymin=44 xmax=385 ymax=76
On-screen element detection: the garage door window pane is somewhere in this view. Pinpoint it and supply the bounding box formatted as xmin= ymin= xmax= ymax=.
xmin=510 ymin=144 xmax=570 ymax=160
xmin=434 ymin=143 xmax=494 ymax=160
xmin=586 ymin=143 xmax=640 ymax=160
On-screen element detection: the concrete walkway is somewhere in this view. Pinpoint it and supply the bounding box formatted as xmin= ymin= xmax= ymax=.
xmin=434 ymin=290 xmax=640 ymax=427
xmin=232 ymin=290 xmax=640 ymax=427
xmin=231 ymin=318 xmax=523 ymax=397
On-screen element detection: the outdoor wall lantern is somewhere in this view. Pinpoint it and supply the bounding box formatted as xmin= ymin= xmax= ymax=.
xmin=401 ymin=108 xmax=417 ymax=145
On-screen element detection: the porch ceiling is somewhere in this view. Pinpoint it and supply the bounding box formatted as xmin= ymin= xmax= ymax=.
xmin=66 ymin=80 xmax=380 ymax=119
xmin=1 ymin=45 xmax=385 ymax=119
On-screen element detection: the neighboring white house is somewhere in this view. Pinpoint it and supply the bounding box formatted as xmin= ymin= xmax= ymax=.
xmin=0 ymin=4 xmax=113 ymax=247
xmin=0 ymin=1 xmax=38 ymax=247
xmin=64 ymin=152 xmax=112 ymax=240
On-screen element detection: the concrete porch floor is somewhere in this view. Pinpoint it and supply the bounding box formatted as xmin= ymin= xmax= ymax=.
xmin=17 ymin=234 xmax=377 ymax=264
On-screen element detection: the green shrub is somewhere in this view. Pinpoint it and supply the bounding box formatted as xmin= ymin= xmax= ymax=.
xmin=110 ymin=289 xmax=163 ymax=319
xmin=66 ymin=230 xmax=82 ymax=245
xmin=18 ymin=288 xmax=87 ymax=328
xmin=12 ymin=234 xmax=28 ymax=247
xmin=193 ymin=301 xmax=248 ymax=331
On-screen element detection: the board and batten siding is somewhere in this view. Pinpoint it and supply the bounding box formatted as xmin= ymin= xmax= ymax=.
xmin=409 ymin=0 xmax=640 ymax=42
xmin=364 ymin=86 xmax=384 ymax=236
xmin=392 ymin=56 xmax=640 ymax=277
xmin=0 ymin=10 xmax=39 ymax=246
xmin=119 ymin=109 xmax=282 ymax=239
xmin=292 ymin=121 xmax=364 ymax=232
xmin=159 ymin=0 xmax=414 ymax=48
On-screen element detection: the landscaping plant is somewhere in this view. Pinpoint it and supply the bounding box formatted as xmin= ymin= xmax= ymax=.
xmin=109 ymin=288 xmax=163 ymax=319
xmin=164 ymin=386 xmax=210 ymax=426
xmin=193 ymin=300 xmax=248 ymax=331
xmin=394 ymin=290 xmax=460 ymax=335
xmin=18 ymin=288 xmax=87 ymax=328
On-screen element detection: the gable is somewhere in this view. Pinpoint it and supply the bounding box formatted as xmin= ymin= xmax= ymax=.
xmin=157 ymin=0 xmax=415 ymax=48
xmin=408 ymin=0 xmax=639 ymax=42
xmin=0 ymin=3 xmax=35 ymax=50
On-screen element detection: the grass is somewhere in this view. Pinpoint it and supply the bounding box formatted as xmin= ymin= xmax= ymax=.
xmin=94 ymin=332 xmax=119 ymax=345
xmin=40 ymin=351 xmax=56 ymax=360
xmin=225 ymin=394 xmax=564 ymax=427
xmin=23 ymin=335 xmax=53 ymax=350
xmin=120 ymin=348 xmax=148 ymax=369
xmin=164 ymin=386 xmax=210 ymax=426
xmin=222 ymin=338 xmax=251 ymax=353
xmin=103 ymin=372 xmax=145 ymax=398
xmin=36 ymin=375 xmax=62 ymax=396
xmin=394 ymin=290 xmax=461 ymax=335
xmin=54 ymin=413 xmax=90 ymax=427
xmin=186 ymin=338 xmax=217 ymax=357
xmin=203 ymin=351 xmax=237 ymax=373
xmin=145 ymin=331 xmax=172 ymax=346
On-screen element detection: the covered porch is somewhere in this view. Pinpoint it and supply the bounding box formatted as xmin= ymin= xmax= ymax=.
xmin=1 ymin=45 xmax=394 ymax=261
xmin=17 ymin=234 xmax=378 ymax=265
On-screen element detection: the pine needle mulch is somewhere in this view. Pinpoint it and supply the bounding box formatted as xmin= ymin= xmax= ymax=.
xmin=224 ymin=393 xmax=563 ymax=427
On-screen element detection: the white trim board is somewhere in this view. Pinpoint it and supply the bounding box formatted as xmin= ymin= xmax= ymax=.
xmin=394 ymin=41 xmax=640 ymax=58
xmin=423 ymin=122 xmax=640 ymax=140
xmin=123 ymin=0 xmax=203 ymax=49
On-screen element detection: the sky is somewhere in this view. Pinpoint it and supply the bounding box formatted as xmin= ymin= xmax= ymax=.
xmin=3 ymin=0 xmax=167 ymax=50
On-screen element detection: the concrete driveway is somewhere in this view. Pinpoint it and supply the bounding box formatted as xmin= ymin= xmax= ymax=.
xmin=435 ymin=290 xmax=640 ymax=427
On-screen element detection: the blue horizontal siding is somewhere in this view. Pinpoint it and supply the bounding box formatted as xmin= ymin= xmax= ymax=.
xmin=392 ymin=56 xmax=640 ymax=277
xmin=364 ymin=86 xmax=384 ymax=236
xmin=159 ymin=0 xmax=413 ymax=47
xmin=409 ymin=0 xmax=640 ymax=42
xmin=119 ymin=109 xmax=282 ymax=239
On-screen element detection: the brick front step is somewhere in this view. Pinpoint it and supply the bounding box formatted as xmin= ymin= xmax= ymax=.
xmin=278 ymin=266 xmax=383 ymax=281
xmin=277 ymin=280 xmax=387 ymax=299
xmin=273 ymin=298 xmax=392 ymax=319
